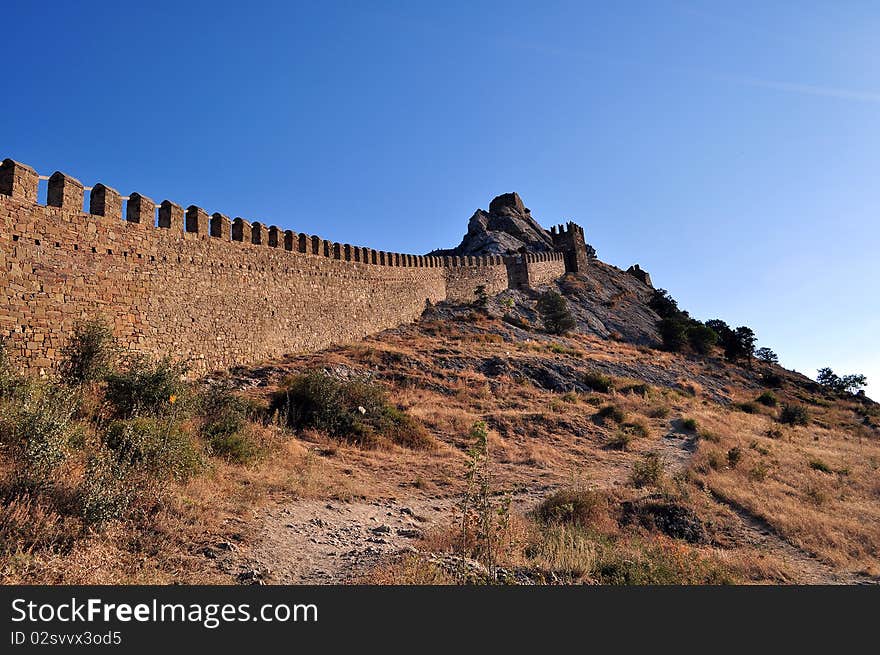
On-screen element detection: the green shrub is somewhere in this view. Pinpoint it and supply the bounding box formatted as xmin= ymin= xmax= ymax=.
xmin=681 ymin=418 xmax=698 ymax=432
xmin=0 ymin=382 xmax=77 ymax=488
xmin=535 ymin=489 xmax=611 ymax=528
xmin=648 ymin=405 xmax=670 ymax=419
xmin=760 ymin=370 xmax=783 ymax=388
xmin=808 ymin=458 xmax=832 ymax=474
xmin=270 ymin=372 xmax=432 ymax=449
xmin=630 ymin=453 xmax=665 ymax=488
xmin=104 ymin=356 xmax=188 ymax=418
xmin=756 ymin=391 xmax=777 ymax=407
xmin=595 ymin=404 xmax=625 ymax=425
xmin=79 ymin=453 xmax=138 ymax=526
xmin=779 ymin=404 xmax=809 ymax=426
xmin=199 ymin=389 xmax=261 ymax=464
xmin=537 ymin=291 xmax=575 ymax=336
xmin=58 ymin=318 xmax=118 ymax=385
xmin=584 ymin=371 xmax=614 ymax=393
xmin=727 ymin=446 xmax=742 ymax=468
xmin=686 ymin=324 xmax=718 ymax=355
xmin=657 ymin=317 xmax=688 ymax=351
xmin=104 ymin=417 xmax=201 ymax=482
xmin=0 ymin=338 xmax=22 ymax=398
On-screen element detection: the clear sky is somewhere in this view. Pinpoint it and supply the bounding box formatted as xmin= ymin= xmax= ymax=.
xmin=2 ymin=1 xmax=877 ymax=398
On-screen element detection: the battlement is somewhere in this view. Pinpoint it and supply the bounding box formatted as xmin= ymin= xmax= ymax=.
xmin=0 ymin=158 xmax=571 ymax=374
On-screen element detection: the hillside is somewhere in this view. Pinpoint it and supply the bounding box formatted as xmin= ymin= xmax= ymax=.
xmin=3 ymin=261 xmax=877 ymax=585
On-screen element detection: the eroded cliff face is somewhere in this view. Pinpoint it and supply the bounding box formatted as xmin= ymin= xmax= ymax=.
xmin=431 ymin=192 xmax=556 ymax=256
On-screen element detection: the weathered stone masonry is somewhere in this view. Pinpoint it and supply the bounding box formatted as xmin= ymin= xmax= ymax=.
xmin=0 ymin=159 xmax=576 ymax=375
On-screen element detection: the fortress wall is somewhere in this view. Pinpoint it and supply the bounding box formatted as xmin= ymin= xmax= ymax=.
xmin=443 ymin=255 xmax=510 ymax=303
xmin=0 ymin=192 xmax=445 ymax=375
xmin=524 ymin=252 xmax=567 ymax=287
xmin=0 ymin=159 xmax=577 ymax=376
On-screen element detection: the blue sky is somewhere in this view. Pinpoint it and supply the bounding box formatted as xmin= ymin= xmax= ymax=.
xmin=2 ymin=1 xmax=878 ymax=397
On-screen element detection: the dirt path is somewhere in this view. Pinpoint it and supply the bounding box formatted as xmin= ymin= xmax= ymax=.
xmin=222 ymin=488 xmax=549 ymax=585
xmin=709 ymin=492 xmax=877 ymax=585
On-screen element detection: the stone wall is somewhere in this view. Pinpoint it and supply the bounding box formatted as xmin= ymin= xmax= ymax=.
xmin=523 ymin=252 xmax=567 ymax=288
xmin=0 ymin=159 xmax=574 ymax=376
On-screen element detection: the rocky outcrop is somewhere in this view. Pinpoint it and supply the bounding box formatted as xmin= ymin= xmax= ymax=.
xmin=430 ymin=192 xmax=556 ymax=257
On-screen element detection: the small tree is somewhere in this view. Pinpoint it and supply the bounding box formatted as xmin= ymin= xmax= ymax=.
xmin=59 ymin=318 xmax=118 ymax=385
xmin=687 ymin=323 xmax=719 ymax=355
xmin=473 ymin=285 xmax=489 ymax=310
xmin=537 ymin=291 xmax=575 ymax=335
xmin=723 ymin=326 xmax=757 ymax=367
xmin=817 ymin=368 xmax=868 ymax=394
xmin=755 ymin=347 xmax=778 ymax=365
xmin=658 ymin=317 xmax=687 ymax=351
xmin=648 ymin=289 xmax=681 ymax=319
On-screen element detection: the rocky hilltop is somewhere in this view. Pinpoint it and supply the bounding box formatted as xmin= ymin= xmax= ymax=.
xmin=430 ymin=192 xmax=558 ymax=256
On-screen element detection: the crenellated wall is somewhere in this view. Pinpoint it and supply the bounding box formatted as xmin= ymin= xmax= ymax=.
xmin=0 ymin=159 xmax=572 ymax=375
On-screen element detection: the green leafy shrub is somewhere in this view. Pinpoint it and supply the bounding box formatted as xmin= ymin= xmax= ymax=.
xmin=681 ymin=418 xmax=698 ymax=432
xmin=727 ymin=446 xmax=742 ymax=468
xmin=0 ymin=382 xmax=77 ymax=488
xmin=200 ymin=389 xmax=261 ymax=464
xmin=270 ymin=372 xmax=432 ymax=449
xmin=79 ymin=453 xmax=138 ymax=526
xmin=779 ymin=404 xmax=809 ymax=426
xmin=103 ymin=417 xmax=201 ymax=482
xmin=686 ymin=324 xmax=718 ymax=355
xmin=736 ymin=401 xmax=759 ymax=414
xmin=104 ymin=356 xmax=188 ymax=418
xmin=595 ymin=404 xmax=625 ymax=425
xmin=808 ymin=458 xmax=832 ymax=474
xmin=58 ymin=318 xmax=118 ymax=385
xmin=584 ymin=371 xmax=614 ymax=393
xmin=535 ymin=489 xmax=611 ymax=528
xmin=756 ymin=391 xmax=777 ymax=407
xmin=537 ymin=291 xmax=575 ymax=335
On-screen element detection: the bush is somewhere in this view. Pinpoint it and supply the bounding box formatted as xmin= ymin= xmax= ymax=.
xmin=779 ymin=404 xmax=809 ymax=426
xmin=657 ymin=317 xmax=688 ymax=351
xmin=473 ymin=285 xmax=489 ymax=309
xmin=808 ymin=458 xmax=832 ymax=474
xmin=537 ymin=291 xmax=575 ymax=335
xmin=270 ymin=372 xmax=432 ymax=449
xmin=756 ymin=391 xmax=777 ymax=407
xmin=630 ymin=453 xmax=665 ymax=488
xmin=104 ymin=356 xmax=188 ymax=418
xmin=535 ymin=489 xmax=611 ymax=528
xmin=648 ymin=405 xmax=670 ymax=419
xmin=686 ymin=324 xmax=718 ymax=355
xmin=595 ymin=404 xmax=625 ymax=424
xmin=200 ymin=389 xmax=260 ymax=464
xmin=103 ymin=417 xmax=202 ymax=482
xmin=584 ymin=371 xmax=614 ymax=393
xmin=79 ymin=453 xmax=138 ymax=526
xmin=727 ymin=446 xmax=742 ymax=468
xmin=58 ymin=318 xmax=118 ymax=385
xmin=736 ymin=401 xmax=759 ymax=414
xmin=681 ymin=418 xmax=698 ymax=432
xmin=0 ymin=382 xmax=77 ymax=488
xmin=0 ymin=338 xmax=22 ymax=398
